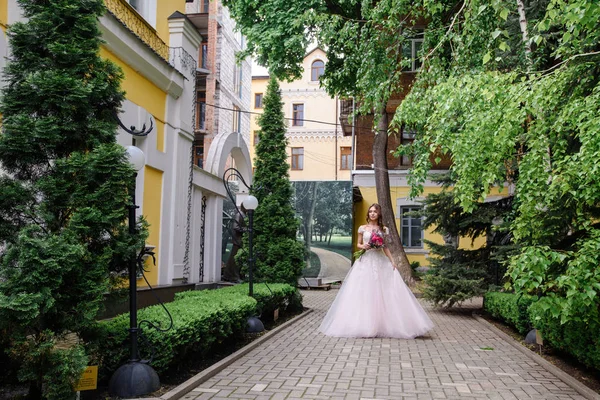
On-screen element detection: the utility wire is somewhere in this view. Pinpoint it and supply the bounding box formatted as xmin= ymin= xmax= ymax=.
xmin=199 ymin=101 xmax=375 ymax=131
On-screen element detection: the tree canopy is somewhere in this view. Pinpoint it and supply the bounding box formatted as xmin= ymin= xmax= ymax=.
xmin=395 ymin=0 xmax=600 ymax=322
xmin=222 ymin=0 xmax=429 ymax=279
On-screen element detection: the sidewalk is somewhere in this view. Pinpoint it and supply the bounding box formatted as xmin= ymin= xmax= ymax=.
xmin=176 ymin=289 xmax=596 ymax=400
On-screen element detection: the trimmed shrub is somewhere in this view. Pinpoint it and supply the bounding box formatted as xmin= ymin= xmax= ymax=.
xmin=529 ymin=298 xmax=600 ymax=371
xmin=483 ymin=292 xmax=536 ymax=335
xmin=177 ymin=283 xmax=302 ymax=322
xmin=86 ymin=283 xmax=299 ymax=381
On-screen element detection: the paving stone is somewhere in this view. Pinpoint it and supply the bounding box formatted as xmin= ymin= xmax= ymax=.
xmin=178 ymin=290 xmax=589 ymax=399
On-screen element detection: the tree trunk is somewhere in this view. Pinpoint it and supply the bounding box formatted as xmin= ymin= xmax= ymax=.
xmin=303 ymin=181 xmax=318 ymax=251
xmin=516 ymin=1 xmax=551 ymax=180
xmin=306 ymin=181 xmax=318 ymax=246
xmin=516 ymin=0 xmax=531 ymax=64
xmin=372 ymin=102 xmax=413 ymax=283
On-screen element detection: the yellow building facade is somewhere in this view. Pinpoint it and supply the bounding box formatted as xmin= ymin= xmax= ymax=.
xmin=251 ymin=49 xmax=352 ymax=181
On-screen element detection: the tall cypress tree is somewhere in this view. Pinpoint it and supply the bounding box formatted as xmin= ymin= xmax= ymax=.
xmin=0 ymin=1 xmax=146 ymax=398
xmin=240 ymin=78 xmax=305 ymax=286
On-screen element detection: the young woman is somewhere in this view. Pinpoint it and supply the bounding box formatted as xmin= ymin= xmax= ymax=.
xmin=319 ymin=203 xmax=434 ymax=338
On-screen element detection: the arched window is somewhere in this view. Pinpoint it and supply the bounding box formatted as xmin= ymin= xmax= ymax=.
xmin=311 ymin=60 xmax=325 ymax=81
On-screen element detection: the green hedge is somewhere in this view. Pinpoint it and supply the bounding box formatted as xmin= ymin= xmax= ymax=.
xmin=529 ymin=299 xmax=600 ymax=371
xmin=86 ymin=283 xmax=300 ymax=381
xmin=176 ymin=283 xmax=302 ymax=322
xmin=485 ymin=291 xmax=600 ymax=372
xmin=483 ymin=292 xmax=536 ymax=335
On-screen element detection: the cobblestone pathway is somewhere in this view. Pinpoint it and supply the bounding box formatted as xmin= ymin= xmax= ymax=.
xmin=181 ymin=290 xmax=587 ymax=400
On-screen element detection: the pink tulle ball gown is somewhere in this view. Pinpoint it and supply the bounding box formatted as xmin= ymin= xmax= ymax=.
xmin=319 ymin=228 xmax=434 ymax=339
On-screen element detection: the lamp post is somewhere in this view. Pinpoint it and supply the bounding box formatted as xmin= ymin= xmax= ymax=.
xmin=109 ymin=146 xmax=160 ymax=398
xmin=223 ymin=168 xmax=264 ymax=333
xmin=242 ymin=194 xmax=258 ymax=297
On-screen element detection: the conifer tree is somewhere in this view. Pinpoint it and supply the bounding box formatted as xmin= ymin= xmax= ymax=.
xmin=239 ymin=78 xmax=305 ymax=285
xmin=0 ymin=1 xmax=146 ymax=398
xmin=418 ymin=176 xmax=514 ymax=308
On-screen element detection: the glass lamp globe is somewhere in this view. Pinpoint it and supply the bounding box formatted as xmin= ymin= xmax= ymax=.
xmin=125 ymin=146 xmax=145 ymax=171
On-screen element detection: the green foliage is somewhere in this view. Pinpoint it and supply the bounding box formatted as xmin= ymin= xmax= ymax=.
xmin=90 ymin=289 xmax=255 ymax=377
xmin=529 ymin=298 xmax=600 ymax=371
xmin=0 ymin=0 xmax=146 ymax=396
xmin=483 ymin=292 xmax=536 ymax=335
xmin=87 ymin=284 xmax=300 ymax=380
xmin=239 ymin=78 xmax=305 ymax=286
xmin=221 ymin=0 xmax=433 ymax=276
xmin=13 ymin=342 xmax=88 ymax=400
xmin=418 ymin=178 xmax=514 ymax=307
xmin=395 ymin=0 xmax=600 ymax=326
xmin=484 ymin=291 xmax=600 ymax=371
xmin=422 ymin=241 xmax=489 ymax=308
xmin=507 ymin=230 xmax=600 ymax=325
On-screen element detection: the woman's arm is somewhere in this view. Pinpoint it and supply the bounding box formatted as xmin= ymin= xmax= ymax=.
xmin=357 ymin=229 xmax=370 ymax=250
xmin=382 ymin=234 xmax=398 ymax=270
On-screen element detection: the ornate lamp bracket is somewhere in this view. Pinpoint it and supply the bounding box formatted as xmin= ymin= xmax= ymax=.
xmin=115 ymin=111 xmax=154 ymax=137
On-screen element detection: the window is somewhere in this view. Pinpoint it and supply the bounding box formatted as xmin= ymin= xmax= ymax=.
xmin=233 ymin=64 xmax=242 ymax=98
xmin=400 ymin=126 xmax=416 ymax=166
xmin=200 ymin=43 xmax=208 ymax=69
xmin=127 ymin=0 xmax=156 ymax=27
xmin=402 ymin=36 xmax=423 ymax=72
xmin=340 ymin=147 xmax=352 ymax=170
xmin=292 ymin=104 xmax=304 ymax=126
xmin=232 ymin=106 xmax=241 ymax=133
xmin=201 ymin=0 xmax=209 ymax=12
xmin=253 ymin=130 xmax=260 ymax=146
xmin=194 ymin=140 xmax=204 ymax=168
xmin=401 ymin=206 xmax=423 ymax=248
xmin=238 ymin=66 xmax=243 ymax=98
xmin=196 ymin=88 xmax=206 ymax=130
xmin=291 ymin=147 xmax=304 ymax=170
xmin=311 ymin=60 xmax=325 ymax=81
xmin=254 ymin=93 xmax=263 ymax=108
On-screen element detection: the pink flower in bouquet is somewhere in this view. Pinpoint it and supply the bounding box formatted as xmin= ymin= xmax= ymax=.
xmin=369 ymin=231 xmax=384 ymax=248
xmin=353 ymin=230 xmax=385 ymax=260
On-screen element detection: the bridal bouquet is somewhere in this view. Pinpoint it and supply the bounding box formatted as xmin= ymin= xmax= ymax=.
xmin=353 ymin=231 xmax=385 ymax=260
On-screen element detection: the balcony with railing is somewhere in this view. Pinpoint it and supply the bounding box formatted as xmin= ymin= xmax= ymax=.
xmin=339 ymin=98 xmax=354 ymax=137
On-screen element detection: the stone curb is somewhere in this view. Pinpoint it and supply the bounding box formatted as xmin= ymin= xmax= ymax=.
xmin=133 ymin=308 xmax=314 ymax=400
xmin=473 ymin=313 xmax=600 ymax=400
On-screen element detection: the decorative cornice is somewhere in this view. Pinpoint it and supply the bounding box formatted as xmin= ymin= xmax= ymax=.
xmin=99 ymin=13 xmax=184 ymax=98
xmin=286 ymin=132 xmax=353 ymax=142
xmin=280 ymin=88 xmax=329 ymax=97
xmin=168 ymin=14 xmax=203 ymax=50
xmin=104 ymin=0 xmax=169 ymax=61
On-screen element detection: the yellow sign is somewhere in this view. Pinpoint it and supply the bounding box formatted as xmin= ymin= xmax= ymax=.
xmin=75 ymin=366 xmax=98 ymax=391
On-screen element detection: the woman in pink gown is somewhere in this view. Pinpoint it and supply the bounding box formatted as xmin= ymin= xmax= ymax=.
xmin=319 ymin=203 xmax=434 ymax=338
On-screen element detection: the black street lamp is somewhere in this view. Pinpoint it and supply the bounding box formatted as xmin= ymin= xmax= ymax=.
xmin=223 ymin=168 xmax=264 ymax=333
xmin=241 ymin=194 xmax=258 ymax=297
xmin=109 ymin=146 xmax=160 ymax=398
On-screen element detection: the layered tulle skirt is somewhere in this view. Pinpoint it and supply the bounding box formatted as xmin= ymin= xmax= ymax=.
xmin=319 ymin=249 xmax=434 ymax=338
